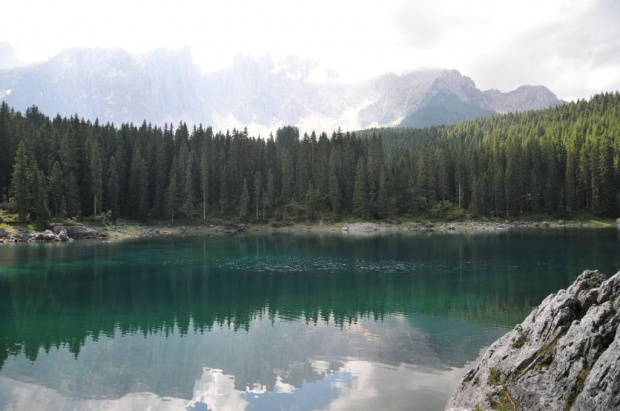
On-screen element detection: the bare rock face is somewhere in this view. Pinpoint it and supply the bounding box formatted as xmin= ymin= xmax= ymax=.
xmin=446 ymin=270 xmax=620 ymax=411
xmin=0 ymin=48 xmax=562 ymax=133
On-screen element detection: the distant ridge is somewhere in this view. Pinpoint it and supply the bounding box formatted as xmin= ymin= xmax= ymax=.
xmin=0 ymin=48 xmax=563 ymax=134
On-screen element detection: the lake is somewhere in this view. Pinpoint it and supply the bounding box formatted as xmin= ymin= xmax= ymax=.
xmin=1 ymin=229 xmax=619 ymax=410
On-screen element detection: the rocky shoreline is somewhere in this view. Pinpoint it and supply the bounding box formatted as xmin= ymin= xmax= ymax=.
xmin=0 ymin=218 xmax=617 ymax=244
xmin=0 ymin=224 xmax=107 ymax=243
xmin=446 ymin=269 xmax=620 ymax=411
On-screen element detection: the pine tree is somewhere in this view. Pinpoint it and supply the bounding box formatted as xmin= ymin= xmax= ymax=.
xmin=29 ymin=161 xmax=49 ymax=222
xmin=377 ymin=167 xmax=389 ymax=218
xmin=90 ymin=141 xmax=103 ymax=217
xmin=305 ymin=180 xmax=320 ymax=220
xmin=353 ymin=158 xmax=369 ymax=218
xmin=48 ymin=161 xmax=64 ymax=217
xmin=253 ymin=172 xmax=262 ymax=221
xmin=262 ymin=189 xmax=269 ymax=219
xmin=106 ymin=156 xmax=120 ymax=220
xmin=281 ymin=146 xmax=295 ymax=203
xmin=240 ymin=178 xmax=250 ymax=220
xmin=137 ymin=155 xmax=149 ymax=220
xmin=166 ymin=157 xmax=179 ymax=224
xmin=328 ymin=148 xmax=342 ymax=215
xmin=184 ymin=152 xmax=196 ymax=217
xmin=60 ymin=125 xmax=81 ymax=216
xmin=200 ymin=144 xmax=209 ymax=221
xmin=11 ymin=141 xmax=29 ymax=221
xmin=266 ymin=168 xmax=275 ymax=214
xmin=415 ymin=151 xmax=430 ymax=212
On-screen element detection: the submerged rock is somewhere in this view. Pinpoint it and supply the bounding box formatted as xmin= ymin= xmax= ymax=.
xmin=446 ymin=269 xmax=620 ymax=411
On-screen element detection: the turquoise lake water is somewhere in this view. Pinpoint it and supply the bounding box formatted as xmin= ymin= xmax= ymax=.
xmin=1 ymin=229 xmax=619 ymax=410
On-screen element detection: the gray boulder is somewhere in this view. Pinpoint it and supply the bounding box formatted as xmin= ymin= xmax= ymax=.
xmin=34 ymin=230 xmax=57 ymax=241
xmin=15 ymin=231 xmax=31 ymax=242
xmin=53 ymin=224 xmax=98 ymax=239
xmin=57 ymin=229 xmax=69 ymax=241
xmin=447 ymin=270 xmax=620 ymax=411
xmin=0 ymin=228 xmax=7 ymax=238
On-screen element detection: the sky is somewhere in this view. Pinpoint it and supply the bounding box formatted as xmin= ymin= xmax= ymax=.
xmin=1 ymin=0 xmax=619 ymax=100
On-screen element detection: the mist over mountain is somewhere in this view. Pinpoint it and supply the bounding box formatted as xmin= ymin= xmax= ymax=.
xmin=0 ymin=48 xmax=563 ymax=133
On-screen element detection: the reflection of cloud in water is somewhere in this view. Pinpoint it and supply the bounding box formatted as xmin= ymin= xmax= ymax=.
xmin=322 ymin=360 xmax=479 ymax=411
xmin=189 ymin=368 xmax=248 ymax=411
xmin=0 ymin=355 xmax=481 ymax=411
xmin=0 ymin=376 xmax=189 ymax=410
xmin=0 ymin=313 xmax=502 ymax=410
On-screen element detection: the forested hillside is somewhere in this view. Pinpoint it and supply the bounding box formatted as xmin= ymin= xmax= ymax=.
xmin=0 ymin=92 xmax=618 ymax=224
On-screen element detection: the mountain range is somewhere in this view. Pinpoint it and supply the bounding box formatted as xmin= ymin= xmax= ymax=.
xmin=0 ymin=48 xmax=563 ymax=134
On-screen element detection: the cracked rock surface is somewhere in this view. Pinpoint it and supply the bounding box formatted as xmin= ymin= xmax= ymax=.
xmin=446 ymin=270 xmax=620 ymax=411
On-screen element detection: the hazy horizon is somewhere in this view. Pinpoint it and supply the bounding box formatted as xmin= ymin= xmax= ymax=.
xmin=1 ymin=0 xmax=619 ymax=102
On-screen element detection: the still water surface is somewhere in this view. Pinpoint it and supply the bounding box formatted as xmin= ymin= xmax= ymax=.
xmin=1 ymin=229 xmax=619 ymax=410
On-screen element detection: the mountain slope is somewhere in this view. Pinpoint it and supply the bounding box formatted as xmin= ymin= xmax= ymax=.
xmin=0 ymin=48 xmax=563 ymax=132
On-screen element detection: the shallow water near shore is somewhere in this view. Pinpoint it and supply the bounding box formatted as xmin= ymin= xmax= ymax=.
xmin=0 ymin=229 xmax=619 ymax=410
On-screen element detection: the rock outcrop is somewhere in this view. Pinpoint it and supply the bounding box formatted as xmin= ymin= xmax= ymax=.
xmin=447 ymin=269 xmax=620 ymax=411
xmin=53 ymin=224 xmax=98 ymax=239
xmin=34 ymin=230 xmax=57 ymax=241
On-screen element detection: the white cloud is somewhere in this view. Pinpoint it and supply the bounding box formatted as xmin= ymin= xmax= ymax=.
xmin=2 ymin=0 xmax=619 ymax=99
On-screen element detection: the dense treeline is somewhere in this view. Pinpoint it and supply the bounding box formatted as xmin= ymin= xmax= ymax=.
xmin=362 ymin=92 xmax=620 ymax=218
xmin=0 ymin=92 xmax=619 ymax=223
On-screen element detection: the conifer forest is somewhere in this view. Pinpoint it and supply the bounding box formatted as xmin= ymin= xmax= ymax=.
xmin=1 ymin=92 xmax=619 ymax=224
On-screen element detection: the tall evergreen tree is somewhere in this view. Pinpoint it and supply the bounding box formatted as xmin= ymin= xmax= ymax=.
xmin=10 ymin=141 xmax=30 ymax=221
xmin=166 ymin=157 xmax=179 ymax=224
xmin=29 ymin=161 xmax=49 ymax=222
xmin=200 ymin=143 xmax=209 ymax=221
xmin=353 ymin=158 xmax=369 ymax=218
xmin=60 ymin=125 xmax=81 ymax=216
xmin=106 ymin=156 xmax=120 ymax=220
xmin=90 ymin=141 xmax=103 ymax=217
xmin=253 ymin=172 xmax=262 ymax=221
xmin=48 ymin=161 xmax=64 ymax=217
xmin=240 ymin=178 xmax=250 ymax=220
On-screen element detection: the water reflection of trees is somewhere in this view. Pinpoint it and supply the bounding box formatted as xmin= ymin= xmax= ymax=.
xmin=1 ymin=230 xmax=617 ymax=370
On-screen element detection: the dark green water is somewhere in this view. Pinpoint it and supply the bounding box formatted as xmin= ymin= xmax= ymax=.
xmin=0 ymin=229 xmax=619 ymax=410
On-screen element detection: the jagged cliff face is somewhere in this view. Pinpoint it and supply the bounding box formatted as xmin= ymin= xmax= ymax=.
xmin=0 ymin=48 xmax=563 ymax=132
xmin=447 ymin=270 xmax=620 ymax=411
xmin=0 ymin=48 xmax=209 ymax=126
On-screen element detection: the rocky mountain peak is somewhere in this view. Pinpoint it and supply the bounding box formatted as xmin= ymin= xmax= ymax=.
xmin=0 ymin=48 xmax=564 ymax=133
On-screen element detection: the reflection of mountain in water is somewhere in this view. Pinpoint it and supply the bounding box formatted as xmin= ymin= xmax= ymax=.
xmin=1 ymin=230 xmax=618 ymax=402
